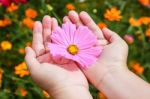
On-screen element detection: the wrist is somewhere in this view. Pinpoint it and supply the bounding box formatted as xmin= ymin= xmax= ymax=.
xmin=48 ymin=86 xmax=93 ymax=99
xmin=97 ymin=65 xmax=131 ymax=99
xmin=97 ymin=65 xmax=150 ymax=99
xmin=97 ymin=63 xmax=129 ymax=90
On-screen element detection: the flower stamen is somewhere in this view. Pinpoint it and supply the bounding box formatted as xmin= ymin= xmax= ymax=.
xmin=67 ymin=44 xmax=78 ymax=55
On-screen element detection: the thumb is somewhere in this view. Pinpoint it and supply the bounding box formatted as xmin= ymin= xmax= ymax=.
xmin=102 ymin=28 xmax=123 ymax=43
xmin=25 ymin=47 xmax=40 ymax=71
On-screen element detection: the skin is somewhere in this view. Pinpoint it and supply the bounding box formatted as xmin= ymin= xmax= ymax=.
xmin=25 ymin=16 xmax=92 ymax=99
xmin=25 ymin=11 xmax=150 ymax=99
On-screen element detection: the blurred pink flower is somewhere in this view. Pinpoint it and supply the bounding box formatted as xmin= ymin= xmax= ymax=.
xmin=48 ymin=22 xmax=103 ymax=68
xmin=124 ymin=34 xmax=134 ymax=44
xmin=12 ymin=0 xmax=28 ymax=4
xmin=20 ymin=0 xmax=28 ymax=3
xmin=0 ymin=0 xmax=11 ymax=7
xmin=0 ymin=0 xmax=27 ymax=7
xmin=12 ymin=0 xmax=20 ymax=4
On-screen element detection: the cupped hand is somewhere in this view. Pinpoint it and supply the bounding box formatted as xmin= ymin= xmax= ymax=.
xmin=25 ymin=16 xmax=88 ymax=95
xmin=65 ymin=11 xmax=129 ymax=89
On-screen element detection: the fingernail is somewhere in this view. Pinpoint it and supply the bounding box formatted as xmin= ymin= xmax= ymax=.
xmin=34 ymin=21 xmax=42 ymax=32
xmin=44 ymin=15 xmax=51 ymax=19
xmin=69 ymin=10 xmax=76 ymax=15
xmin=80 ymin=11 xmax=87 ymax=15
xmin=34 ymin=21 xmax=41 ymax=25
xmin=102 ymin=27 xmax=108 ymax=31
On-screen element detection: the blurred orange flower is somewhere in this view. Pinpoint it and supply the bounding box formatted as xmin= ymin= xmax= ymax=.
xmin=145 ymin=28 xmax=150 ymax=37
xmin=0 ymin=68 xmax=4 ymax=88
xmin=132 ymin=62 xmax=144 ymax=75
xmin=15 ymin=62 xmax=29 ymax=77
xmin=104 ymin=7 xmax=122 ymax=21
xmin=129 ymin=17 xmax=141 ymax=27
xmin=3 ymin=18 xmax=12 ymax=25
xmin=138 ymin=17 xmax=150 ymax=25
xmin=43 ymin=90 xmax=50 ymax=98
xmin=0 ymin=20 xmax=4 ymax=27
xmin=20 ymin=88 xmax=28 ymax=97
xmin=0 ymin=18 xmax=12 ymax=27
xmin=98 ymin=92 xmax=107 ymax=99
xmin=23 ymin=17 xmax=34 ymax=29
xmin=97 ymin=22 xmax=107 ymax=29
xmin=25 ymin=8 xmax=38 ymax=19
xmin=139 ymin=0 xmax=150 ymax=6
xmin=0 ymin=41 xmax=12 ymax=51
xmin=26 ymin=42 xmax=32 ymax=47
xmin=16 ymin=88 xmax=28 ymax=97
xmin=66 ymin=3 xmax=75 ymax=10
xmin=18 ymin=48 xmax=25 ymax=54
xmin=6 ymin=3 xmax=18 ymax=12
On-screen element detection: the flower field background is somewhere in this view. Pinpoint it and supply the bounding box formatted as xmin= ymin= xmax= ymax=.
xmin=0 ymin=0 xmax=150 ymax=99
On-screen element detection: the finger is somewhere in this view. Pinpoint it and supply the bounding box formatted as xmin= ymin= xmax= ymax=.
xmin=32 ymin=21 xmax=45 ymax=56
xmin=96 ymin=39 xmax=109 ymax=46
xmin=37 ymin=53 xmax=53 ymax=63
xmin=51 ymin=17 xmax=58 ymax=31
xmin=79 ymin=11 xmax=105 ymax=39
xmin=52 ymin=56 xmax=70 ymax=65
xmin=63 ymin=16 xmax=71 ymax=23
xmin=102 ymin=28 xmax=123 ymax=43
xmin=25 ymin=47 xmax=40 ymax=72
xmin=42 ymin=15 xmax=51 ymax=45
xmin=68 ymin=10 xmax=83 ymax=26
xmin=44 ymin=17 xmax=58 ymax=52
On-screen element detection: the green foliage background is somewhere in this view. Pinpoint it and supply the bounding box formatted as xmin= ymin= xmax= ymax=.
xmin=0 ymin=0 xmax=150 ymax=99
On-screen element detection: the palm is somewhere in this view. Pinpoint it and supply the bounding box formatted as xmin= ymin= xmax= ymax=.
xmin=98 ymin=42 xmax=128 ymax=65
xmin=35 ymin=52 xmax=88 ymax=91
xmin=61 ymin=11 xmax=128 ymax=88
xmin=83 ymin=30 xmax=128 ymax=87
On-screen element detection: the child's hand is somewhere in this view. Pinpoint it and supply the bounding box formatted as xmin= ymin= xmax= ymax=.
xmin=25 ymin=16 xmax=92 ymax=99
xmin=63 ymin=11 xmax=150 ymax=99
xmin=65 ymin=11 xmax=128 ymax=89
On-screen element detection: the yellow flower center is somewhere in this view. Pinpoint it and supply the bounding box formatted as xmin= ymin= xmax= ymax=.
xmin=67 ymin=44 xmax=78 ymax=55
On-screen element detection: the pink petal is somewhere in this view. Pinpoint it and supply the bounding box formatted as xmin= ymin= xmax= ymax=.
xmin=62 ymin=22 xmax=76 ymax=43
xmin=72 ymin=46 xmax=102 ymax=68
xmin=79 ymin=46 xmax=103 ymax=57
xmin=48 ymin=43 xmax=74 ymax=60
xmin=74 ymin=26 xmax=97 ymax=49
xmin=48 ymin=43 xmax=67 ymax=56
xmin=51 ymin=27 xmax=69 ymax=46
xmin=73 ymin=53 xmax=98 ymax=68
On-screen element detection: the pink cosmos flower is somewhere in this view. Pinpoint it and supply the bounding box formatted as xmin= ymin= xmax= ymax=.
xmin=48 ymin=22 xmax=103 ymax=68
